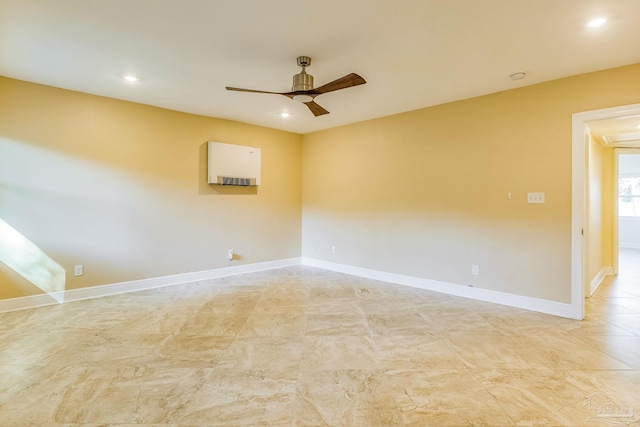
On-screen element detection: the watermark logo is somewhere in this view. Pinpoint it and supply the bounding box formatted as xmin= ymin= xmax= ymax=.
xmin=584 ymin=393 xmax=639 ymax=426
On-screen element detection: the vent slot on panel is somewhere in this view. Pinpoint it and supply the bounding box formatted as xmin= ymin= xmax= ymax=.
xmin=220 ymin=177 xmax=255 ymax=186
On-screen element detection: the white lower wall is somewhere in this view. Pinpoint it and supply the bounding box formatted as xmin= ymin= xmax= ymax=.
xmin=619 ymin=217 xmax=640 ymax=249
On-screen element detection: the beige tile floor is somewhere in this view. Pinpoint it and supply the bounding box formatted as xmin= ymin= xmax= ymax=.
xmin=1 ymin=252 xmax=639 ymax=426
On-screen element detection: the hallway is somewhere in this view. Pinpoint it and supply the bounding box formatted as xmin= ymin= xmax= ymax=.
xmin=583 ymin=248 xmax=640 ymax=369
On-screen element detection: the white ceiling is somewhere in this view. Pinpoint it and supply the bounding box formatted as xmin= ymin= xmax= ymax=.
xmin=1 ymin=0 xmax=640 ymax=134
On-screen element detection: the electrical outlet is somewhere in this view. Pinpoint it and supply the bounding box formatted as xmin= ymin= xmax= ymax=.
xmin=228 ymin=249 xmax=234 ymax=261
xmin=472 ymin=264 xmax=479 ymax=275
xmin=74 ymin=265 xmax=83 ymax=276
xmin=331 ymin=246 xmax=336 ymax=254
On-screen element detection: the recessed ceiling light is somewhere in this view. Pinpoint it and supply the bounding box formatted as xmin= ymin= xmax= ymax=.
xmin=587 ymin=18 xmax=607 ymax=28
xmin=510 ymin=72 xmax=526 ymax=81
xmin=280 ymin=112 xmax=290 ymax=118
xmin=123 ymin=74 xmax=138 ymax=82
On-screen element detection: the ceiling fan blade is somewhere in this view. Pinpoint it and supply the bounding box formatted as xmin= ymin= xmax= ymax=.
xmin=304 ymin=100 xmax=329 ymax=116
xmin=311 ymin=73 xmax=366 ymax=95
xmin=226 ymin=86 xmax=285 ymax=95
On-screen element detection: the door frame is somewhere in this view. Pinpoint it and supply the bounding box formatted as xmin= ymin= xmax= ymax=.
xmin=572 ymin=103 xmax=640 ymax=319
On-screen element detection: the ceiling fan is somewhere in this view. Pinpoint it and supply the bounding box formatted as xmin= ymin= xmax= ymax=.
xmin=226 ymin=56 xmax=366 ymax=117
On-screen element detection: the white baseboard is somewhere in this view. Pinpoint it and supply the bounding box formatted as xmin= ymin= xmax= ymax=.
xmin=0 ymin=258 xmax=301 ymax=313
xmin=301 ymin=258 xmax=575 ymax=319
xmin=0 ymin=256 xmax=576 ymax=319
xmin=589 ymin=266 xmax=614 ymax=297
xmin=0 ymin=293 xmax=61 ymax=313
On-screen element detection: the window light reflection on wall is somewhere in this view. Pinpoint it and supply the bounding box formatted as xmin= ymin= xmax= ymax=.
xmin=0 ymin=218 xmax=66 ymax=303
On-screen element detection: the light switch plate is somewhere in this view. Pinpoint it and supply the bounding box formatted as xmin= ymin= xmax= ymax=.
xmin=527 ymin=192 xmax=545 ymax=204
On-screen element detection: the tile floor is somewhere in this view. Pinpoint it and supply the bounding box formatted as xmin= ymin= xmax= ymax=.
xmin=0 ymin=252 xmax=639 ymax=426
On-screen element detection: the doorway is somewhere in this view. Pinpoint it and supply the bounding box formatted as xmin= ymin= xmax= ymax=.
xmin=572 ymin=103 xmax=640 ymax=320
xmin=616 ymin=151 xmax=640 ymax=281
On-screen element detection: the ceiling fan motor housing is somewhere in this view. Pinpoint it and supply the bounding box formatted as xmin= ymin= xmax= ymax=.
xmin=292 ymin=70 xmax=313 ymax=91
xmin=292 ymin=56 xmax=313 ymax=91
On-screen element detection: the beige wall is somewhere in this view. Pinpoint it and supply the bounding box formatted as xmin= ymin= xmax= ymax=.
xmin=0 ymin=262 xmax=35 ymax=299
xmin=0 ymin=77 xmax=302 ymax=300
xmin=3 ymin=63 xmax=640 ymax=305
xmin=601 ymin=147 xmax=614 ymax=269
xmin=587 ymin=131 xmax=607 ymax=285
xmin=302 ymin=63 xmax=640 ymax=303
